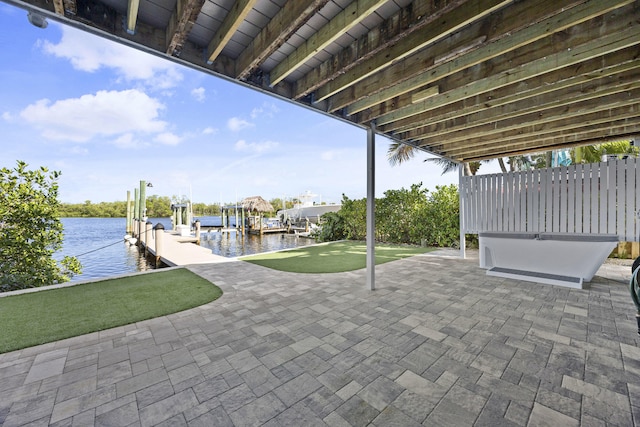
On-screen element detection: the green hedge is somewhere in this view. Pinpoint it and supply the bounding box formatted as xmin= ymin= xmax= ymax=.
xmin=316 ymin=183 xmax=464 ymax=247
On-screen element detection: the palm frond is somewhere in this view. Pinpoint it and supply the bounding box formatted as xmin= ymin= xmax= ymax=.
xmin=424 ymin=157 xmax=459 ymax=175
xmin=387 ymin=142 xmax=417 ymax=166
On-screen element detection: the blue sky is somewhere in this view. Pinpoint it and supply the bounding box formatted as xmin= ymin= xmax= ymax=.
xmin=0 ymin=4 xmax=484 ymax=205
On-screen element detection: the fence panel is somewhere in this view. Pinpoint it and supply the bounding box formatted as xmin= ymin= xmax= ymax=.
xmin=460 ymin=158 xmax=639 ymax=241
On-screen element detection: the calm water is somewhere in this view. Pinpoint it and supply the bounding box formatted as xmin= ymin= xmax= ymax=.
xmin=57 ymin=217 xmax=314 ymax=282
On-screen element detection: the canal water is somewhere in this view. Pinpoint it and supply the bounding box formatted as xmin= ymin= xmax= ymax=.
xmin=57 ymin=217 xmax=315 ymax=282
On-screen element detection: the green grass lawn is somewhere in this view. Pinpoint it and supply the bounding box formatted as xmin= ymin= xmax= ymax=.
xmin=240 ymin=240 xmax=435 ymax=273
xmin=0 ymin=268 xmax=221 ymax=354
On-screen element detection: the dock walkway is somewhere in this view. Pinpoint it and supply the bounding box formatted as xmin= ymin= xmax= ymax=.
xmin=141 ymin=230 xmax=230 ymax=267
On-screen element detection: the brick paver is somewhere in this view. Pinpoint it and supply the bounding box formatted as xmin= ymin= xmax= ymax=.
xmin=1 ymin=251 xmax=638 ymax=426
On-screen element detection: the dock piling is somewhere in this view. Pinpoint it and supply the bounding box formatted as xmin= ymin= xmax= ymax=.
xmin=144 ymin=221 xmax=153 ymax=255
xmin=154 ymin=223 xmax=164 ymax=266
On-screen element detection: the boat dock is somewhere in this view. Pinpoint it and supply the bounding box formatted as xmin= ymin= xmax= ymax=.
xmin=134 ymin=223 xmax=230 ymax=267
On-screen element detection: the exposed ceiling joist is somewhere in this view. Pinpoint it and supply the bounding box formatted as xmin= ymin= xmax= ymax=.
xmin=126 ymin=0 xmax=139 ymax=35
xmin=375 ymin=21 xmax=640 ymax=127
xmin=268 ymin=0 xmax=388 ymax=86
xmin=383 ymin=49 xmax=640 ymax=134
xmin=235 ymin=0 xmax=330 ymax=80
xmin=206 ymin=0 xmax=259 ymax=64
xmin=313 ymin=0 xmax=512 ymax=102
xmin=166 ymin=0 xmax=205 ymax=56
xmin=341 ymin=0 xmax=633 ymax=115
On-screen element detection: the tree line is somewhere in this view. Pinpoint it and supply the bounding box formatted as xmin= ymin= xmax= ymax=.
xmin=59 ymin=197 xmax=300 ymax=218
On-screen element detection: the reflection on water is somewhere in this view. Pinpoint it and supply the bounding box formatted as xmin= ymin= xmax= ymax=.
xmin=198 ymin=230 xmax=315 ymax=257
xmin=57 ymin=217 xmax=315 ymax=282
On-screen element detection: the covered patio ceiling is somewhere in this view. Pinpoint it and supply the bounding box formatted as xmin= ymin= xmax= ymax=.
xmin=6 ymin=0 xmax=640 ymax=162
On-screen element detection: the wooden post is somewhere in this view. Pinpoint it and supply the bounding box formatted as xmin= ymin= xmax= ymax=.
xmin=241 ymin=208 xmax=245 ymax=235
xmin=126 ymin=190 xmax=132 ymax=234
xmin=139 ymin=180 xmax=147 ymax=220
xmin=195 ymin=220 xmax=201 ymax=244
xmin=154 ymin=223 xmax=164 ymax=266
xmin=134 ymin=188 xmax=140 ymax=227
xmin=259 ymin=212 xmax=263 ymax=235
xmin=144 ymin=221 xmax=152 ymax=255
xmin=135 ymin=219 xmax=141 ymax=245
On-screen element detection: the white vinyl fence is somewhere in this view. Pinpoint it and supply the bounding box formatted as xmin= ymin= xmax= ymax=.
xmin=460 ymin=158 xmax=640 ymax=242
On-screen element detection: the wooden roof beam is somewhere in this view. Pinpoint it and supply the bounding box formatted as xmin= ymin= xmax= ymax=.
xmin=382 ymin=49 xmax=640 ymax=134
xmin=235 ymin=0 xmax=330 ymax=80
xmin=53 ymin=0 xmax=64 ymax=15
xmin=434 ymin=103 xmax=640 ymax=156
xmin=166 ymin=0 xmax=205 ymax=56
xmin=461 ymin=128 xmax=640 ymax=162
xmin=268 ymin=0 xmax=388 ymax=86
xmin=312 ymin=0 xmax=512 ymax=102
xmin=401 ymin=71 xmax=640 ymax=142
xmin=416 ymin=88 xmax=640 ymax=150
xmin=63 ymin=0 xmax=76 ymax=15
xmin=454 ymin=124 xmax=640 ymax=162
xmin=291 ymin=0 xmax=469 ymax=100
xmin=338 ymin=0 xmax=633 ymax=115
xmin=206 ymin=0 xmax=259 ymax=64
xmin=374 ymin=21 xmax=640 ymax=127
xmin=126 ymin=0 xmax=139 ymax=35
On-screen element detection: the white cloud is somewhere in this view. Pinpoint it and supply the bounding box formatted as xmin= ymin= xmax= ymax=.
xmin=19 ymin=89 xmax=167 ymax=142
xmin=41 ymin=25 xmax=183 ymax=90
xmin=227 ymin=117 xmax=253 ymax=131
xmin=191 ymin=87 xmax=205 ymax=102
xmin=321 ymin=150 xmax=338 ymax=161
xmin=250 ymin=102 xmax=280 ymax=119
xmin=2 ymin=111 xmax=14 ymax=121
xmin=154 ymin=132 xmax=182 ymax=146
xmin=202 ymin=127 xmax=218 ymax=135
xmin=112 ymin=133 xmax=148 ymax=149
xmin=234 ymin=139 xmax=279 ymax=153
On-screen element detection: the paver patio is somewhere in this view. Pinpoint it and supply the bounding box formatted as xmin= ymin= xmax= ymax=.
xmin=1 ymin=251 xmax=639 ymax=426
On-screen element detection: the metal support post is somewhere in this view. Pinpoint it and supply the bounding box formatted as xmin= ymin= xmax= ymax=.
xmin=366 ymin=123 xmax=376 ymax=291
xmin=459 ymin=164 xmax=466 ymax=259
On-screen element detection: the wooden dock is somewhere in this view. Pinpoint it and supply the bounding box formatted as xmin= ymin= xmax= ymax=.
xmin=140 ymin=230 xmax=231 ymax=267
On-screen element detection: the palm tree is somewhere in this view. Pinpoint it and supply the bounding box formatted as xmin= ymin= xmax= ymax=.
xmin=387 ymin=141 xmax=503 ymax=176
xmin=572 ymin=140 xmax=638 ymax=163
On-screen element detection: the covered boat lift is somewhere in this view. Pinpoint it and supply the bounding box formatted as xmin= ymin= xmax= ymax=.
xmin=5 ymin=0 xmax=639 ymax=289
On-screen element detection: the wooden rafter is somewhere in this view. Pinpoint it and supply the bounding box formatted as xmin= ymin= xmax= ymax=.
xmin=422 ymin=89 xmax=640 ymax=151
xmin=235 ymin=0 xmax=330 ymax=80
xmin=291 ymin=0 xmax=469 ymax=100
xmin=374 ymin=22 xmax=640 ymax=127
xmin=402 ymin=71 xmax=640 ymax=143
xmin=53 ymin=0 xmax=63 ymax=14
xmin=206 ymin=0 xmax=259 ymax=64
xmin=338 ymin=0 xmax=633 ymax=115
xmin=166 ymin=0 xmax=205 ymax=56
xmin=268 ymin=0 xmax=388 ymax=86
xmin=380 ymin=49 xmax=640 ymax=134
xmin=461 ymin=127 xmax=640 ymax=162
xmin=62 ymin=0 xmax=76 ymax=14
xmin=456 ymin=122 xmax=640 ymax=162
xmin=312 ymin=0 xmax=512 ymax=102
xmin=437 ymin=103 xmax=640 ymax=157
xmin=126 ymin=0 xmax=139 ymax=34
